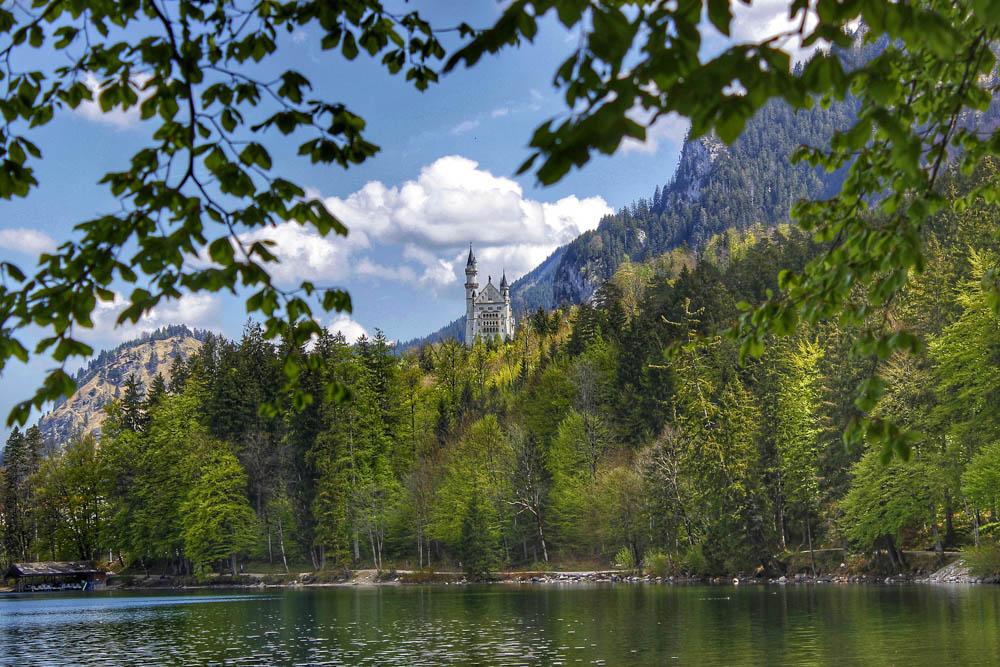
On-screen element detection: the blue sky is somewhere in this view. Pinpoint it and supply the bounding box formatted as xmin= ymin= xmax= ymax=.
xmin=0 ymin=0 xmax=810 ymax=432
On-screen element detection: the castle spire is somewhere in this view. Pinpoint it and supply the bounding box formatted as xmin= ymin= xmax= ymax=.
xmin=466 ymin=243 xmax=476 ymax=267
xmin=500 ymin=270 xmax=508 ymax=289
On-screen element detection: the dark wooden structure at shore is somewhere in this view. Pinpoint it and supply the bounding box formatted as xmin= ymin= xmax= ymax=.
xmin=4 ymin=561 xmax=105 ymax=592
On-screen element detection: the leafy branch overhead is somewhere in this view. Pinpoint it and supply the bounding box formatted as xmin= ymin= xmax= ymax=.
xmin=450 ymin=0 xmax=1000 ymax=459
xmin=0 ymin=0 xmax=445 ymax=423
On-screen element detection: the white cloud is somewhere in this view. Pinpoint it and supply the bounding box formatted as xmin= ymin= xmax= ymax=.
xmin=327 ymin=313 xmax=368 ymax=344
xmin=452 ymin=119 xmax=480 ymax=135
xmin=0 ymin=228 xmax=58 ymax=255
xmin=75 ymin=73 xmax=150 ymax=129
xmin=79 ymin=291 xmax=224 ymax=346
xmin=419 ymin=257 xmax=460 ymax=288
xmin=355 ymin=258 xmax=418 ymax=283
xmin=191 ymin=157 xmax=609 ymax=294
xmin=726 ymin=0 xmax=824 ymax=61
xmin=322 ymin=155 xmax=612 ymax=290
xmin=491 ymin=107 xmax=510 ymax=118
xmin=235 ymin=222 xmax=363 ymax=285
xmin=292 ymin=30 xmax=308 ymax=44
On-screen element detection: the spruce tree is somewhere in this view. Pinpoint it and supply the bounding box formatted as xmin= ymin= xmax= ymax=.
xmin=458 ymin=489 xmax=498 ymax=581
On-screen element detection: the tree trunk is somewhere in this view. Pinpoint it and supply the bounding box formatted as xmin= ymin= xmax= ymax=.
xmin=267 ymin=521 xmax=273 ymax=564
xmin=884 ymin=536 xmax=898 ymax=570
xmin=231 ymin=553 xmax=238 ymax=577
xmin=536 ymin=513 xmax=549 ymax=563
xmin=930 ymin=504 xmax=943 ymax=561
xmin=417 ymin=518 xmax=423 ymax=569
xmin=944 ymin=491 xmax=956 ymax=546
xmin=777 ymin=486 xmax=787 ymax=551
xmin=806 ymin=510 xmax=816 ymax=576
xmin=965 ymin=498 xmax=980 ymax=547
xmin=277 ymin=514 xmax=289 ymax=574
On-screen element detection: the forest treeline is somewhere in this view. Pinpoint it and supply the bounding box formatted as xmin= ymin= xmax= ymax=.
xmin=3 ymin=165 xmax=1000 ymax=580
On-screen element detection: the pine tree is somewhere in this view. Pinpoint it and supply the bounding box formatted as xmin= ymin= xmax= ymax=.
xmin=121 ymin=374 xmax=147 ymax=432
xmin=1 ymin=427 xmax=40 ymax=563
xmin=458 ymin=488 xmax=499 ymax=581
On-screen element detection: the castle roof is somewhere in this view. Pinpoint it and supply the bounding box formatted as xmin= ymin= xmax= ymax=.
xmin=466 ymin=243 xmax=476 ymax=267
xmin=499 ymin=271 xmax=508 ymax=289
xmin=475 ymin=279 xmax=503 ymax=304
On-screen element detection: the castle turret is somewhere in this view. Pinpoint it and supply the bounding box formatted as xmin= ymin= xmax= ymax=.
xmin=464 ymin=244 xmax=478 ymax=344
xmin=499 ymin=271 xmax=513 ymax=338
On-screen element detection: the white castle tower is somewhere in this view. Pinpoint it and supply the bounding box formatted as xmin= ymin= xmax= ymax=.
xmin=465 ymin=244 xmax=479 ymax=344
xmin=464 ymin=244 xmax=515 ymax=344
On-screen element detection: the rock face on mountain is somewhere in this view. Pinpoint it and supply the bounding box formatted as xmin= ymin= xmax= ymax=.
xmin=36 ymin=327 xmax=206 ymax=446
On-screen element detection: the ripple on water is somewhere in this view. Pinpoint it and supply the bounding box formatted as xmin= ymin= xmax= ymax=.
xmin=3 ymin=585 xmax=1000 ymax=666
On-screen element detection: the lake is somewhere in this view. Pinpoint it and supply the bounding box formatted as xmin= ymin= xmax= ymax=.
xmin=2 ymin=583 xmax=999 ymax=665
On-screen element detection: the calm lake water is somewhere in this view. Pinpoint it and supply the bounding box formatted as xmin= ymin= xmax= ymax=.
xmin=2 ymin=583 xmax=999 ymax=665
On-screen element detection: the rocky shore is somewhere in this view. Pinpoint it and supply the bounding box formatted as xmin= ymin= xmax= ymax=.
xmin=94 ymin=557 xmax=996 ymax=591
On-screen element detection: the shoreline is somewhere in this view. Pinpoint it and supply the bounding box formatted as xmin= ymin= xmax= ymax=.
xmin=93 ymin=559 xmax=993 ymax=591
xmin=4 ymin=558 xmax=988 ymax=595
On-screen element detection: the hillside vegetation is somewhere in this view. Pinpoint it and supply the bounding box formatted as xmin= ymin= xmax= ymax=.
xmin=4 ymin=164 xmax=999 ymax=579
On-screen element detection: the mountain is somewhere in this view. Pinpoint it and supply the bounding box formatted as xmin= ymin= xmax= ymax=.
xmin=548 ymin=76 xmax=866 ymax=304
xmin=36 ymin=326 xmax=208 ymax=445
xmin=403 ymin=35 xmax=892 ymax=346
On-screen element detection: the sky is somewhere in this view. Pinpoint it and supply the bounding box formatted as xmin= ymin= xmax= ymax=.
xmin=0 ymin=0 xmax=819 ymax=432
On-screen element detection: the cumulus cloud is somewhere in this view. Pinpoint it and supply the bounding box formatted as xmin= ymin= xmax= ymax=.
xmin=235 ymin=221 xmax=367 ymax=286
xmin=193 ymin=156 xmax=609 ymax=294
xmin=0 ymin=228 xmax=58 ymax=255
xmin=75 ymin=73 xmax=151 ymax=129
xmin=327 ymin=313 xmax=368 ymax=344
xmin=78 ymin=291 xmax=224 ymax=346
xmin=322 ymin=155 xmax=612 ymax=290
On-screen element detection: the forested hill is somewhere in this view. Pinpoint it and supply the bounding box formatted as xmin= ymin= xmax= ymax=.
xmin=36 ymin=326 xmax=208 ymax=445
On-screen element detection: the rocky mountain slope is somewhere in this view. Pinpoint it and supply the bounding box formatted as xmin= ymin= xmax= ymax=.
xmin=36 ymin=326 xmax=207 ymax=445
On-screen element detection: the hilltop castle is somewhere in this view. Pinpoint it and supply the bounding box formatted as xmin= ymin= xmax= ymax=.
xmin=465 ymin=245 xmax=515 ymax=343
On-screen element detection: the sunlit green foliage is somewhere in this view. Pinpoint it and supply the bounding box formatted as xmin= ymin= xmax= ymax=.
xmin=5 ymin=162 xmax=1000 ymax=577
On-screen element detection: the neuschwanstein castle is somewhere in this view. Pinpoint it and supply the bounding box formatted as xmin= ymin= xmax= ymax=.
xmin=464 ymin=245 xmax=515 ymax=343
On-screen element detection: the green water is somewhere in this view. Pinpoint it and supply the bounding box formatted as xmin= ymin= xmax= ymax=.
xmin=2 ymin=583 xmax=999 ymax=665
